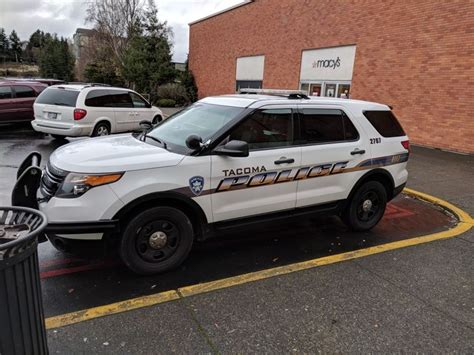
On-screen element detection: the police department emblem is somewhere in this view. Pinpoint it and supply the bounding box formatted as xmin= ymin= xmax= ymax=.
xmin=189 ymin=176 xmax=205 ymax=196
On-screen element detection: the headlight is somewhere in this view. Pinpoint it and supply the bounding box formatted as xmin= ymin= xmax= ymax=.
xmin=56 ymin=173 xmax=123 ymax=198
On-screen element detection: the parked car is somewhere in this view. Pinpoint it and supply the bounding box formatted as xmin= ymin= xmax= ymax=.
xmin=14 ymin=89 xmax=409 ymax=275
xmin=0 ymin=80 xmax=47 ymax=123
xmin=32 ymin=84 xmax=164 ymax=138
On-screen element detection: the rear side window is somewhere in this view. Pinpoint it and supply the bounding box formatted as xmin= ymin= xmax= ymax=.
xmin=85 ymin=90 xmax=114 ymax=107
xmin=363 ymin=110 xmax=405 ymax=137
xmin=36 ymin=88 xmax=79 ymax=107
xmin=110 ymin=91 xmax=133 ymax=108
xmin=299 ymin=109 xmax=359 ymax=144
xmin=0 ymin=86 xmax=12 ymax=99
xmin=13 ymin=85 xmax=36 ymax=98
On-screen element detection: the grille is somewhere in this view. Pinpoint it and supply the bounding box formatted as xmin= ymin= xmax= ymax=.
xmin=40 ymin=161 xmax=68 ymax=200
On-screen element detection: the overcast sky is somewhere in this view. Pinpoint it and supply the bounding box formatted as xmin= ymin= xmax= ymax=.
xmin=0 ymin=0 xmax=243 ymax=62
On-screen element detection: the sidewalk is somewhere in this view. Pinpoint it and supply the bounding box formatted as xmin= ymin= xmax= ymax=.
xmin=47 ymin=146 xmax=474 ymax=353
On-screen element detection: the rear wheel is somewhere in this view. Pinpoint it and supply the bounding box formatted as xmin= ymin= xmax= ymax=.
xmin=343 ymin=181 xmax=387 ymax=231
xmin=92 ymin=122 xmax=110 ymax=137
xmin=119 ymin=207 xmax=194 ymax=275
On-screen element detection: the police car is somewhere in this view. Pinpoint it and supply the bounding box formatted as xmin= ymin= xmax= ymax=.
xmin=12 ymin=89 xmax=409 ymax=274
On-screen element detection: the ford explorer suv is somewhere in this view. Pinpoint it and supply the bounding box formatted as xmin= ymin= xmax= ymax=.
xmin=0 ymin=80 xmax=47 ymax=123
xmin=31 ymin=84 xmax=164 ymax=138
xmin=13 ymin=89 xmax=409 ymax=275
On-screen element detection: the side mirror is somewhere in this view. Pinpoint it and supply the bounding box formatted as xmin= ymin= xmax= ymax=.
xmin=213 ymin=140 xmax=249 ymax=157
xmin=139 ymin=120 xmax=152 ymax=132
xmin=186 ymin=134 xmax=203 ymax=150
xmin=145 ymin=102 xmax=152 ymax=108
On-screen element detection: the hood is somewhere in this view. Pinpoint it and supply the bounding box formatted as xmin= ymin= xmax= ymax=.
xmin=50 ymin=134 xmax=185 ymax=173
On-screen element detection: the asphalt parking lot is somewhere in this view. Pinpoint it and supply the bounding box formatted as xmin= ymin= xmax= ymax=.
xmin=1 ymin=123 xmax=473 ymax=353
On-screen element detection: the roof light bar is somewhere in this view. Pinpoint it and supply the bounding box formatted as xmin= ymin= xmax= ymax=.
xmin=239 ymin=88 xmax=307 ymax=95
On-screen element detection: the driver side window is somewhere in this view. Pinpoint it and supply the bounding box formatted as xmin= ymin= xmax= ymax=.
xmin=229 ymin=108 xmax=294 ymax=150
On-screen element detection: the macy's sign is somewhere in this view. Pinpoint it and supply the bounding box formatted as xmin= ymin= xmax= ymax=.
xmin=312 ymin=56 xmax=341 ymax=70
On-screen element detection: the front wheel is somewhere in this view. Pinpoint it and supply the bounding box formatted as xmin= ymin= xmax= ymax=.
xmin=343 ymin=181 xmax=387 ymax=231
xmin=119 ymin=207 xmax=194 ymax=275
xmin=152 ymin=115 xmax=163 ymax=125
xmin=51 ymin=134 xmax=66 ymax=140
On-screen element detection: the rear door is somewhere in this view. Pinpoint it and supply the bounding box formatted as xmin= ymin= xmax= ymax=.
xmin=210 ymin=106 xmax=302 ymax=222
xmin=295 ymin=105 xmax=369 ymax=208
xmin=0 ymin=86 xmax=15 ymax=123
xmin=11 ymin=85 xmax=37 ymax=121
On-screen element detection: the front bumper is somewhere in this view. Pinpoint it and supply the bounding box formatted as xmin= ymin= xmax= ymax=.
xmin=11 ymin=152 xmax=120 ymax=241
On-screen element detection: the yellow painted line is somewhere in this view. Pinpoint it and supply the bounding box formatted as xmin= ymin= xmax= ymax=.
xmin=45 ymin=188 xmax=472 ymax=329
xmin=45 ymin=290 xmax=179 ymax=329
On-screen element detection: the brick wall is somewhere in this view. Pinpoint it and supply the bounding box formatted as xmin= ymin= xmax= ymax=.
xmin=189 ymin=0 xmax=474 ymax=153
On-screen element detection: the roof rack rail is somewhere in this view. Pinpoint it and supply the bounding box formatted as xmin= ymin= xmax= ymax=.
xmin=239 ymin=88 xmax=309 ymax=99
xmin=66 ymin=82 xmax=111 ymax=87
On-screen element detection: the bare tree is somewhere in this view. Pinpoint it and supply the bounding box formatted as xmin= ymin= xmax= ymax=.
xmin=86 ymin=0 xmax=144 ymax=67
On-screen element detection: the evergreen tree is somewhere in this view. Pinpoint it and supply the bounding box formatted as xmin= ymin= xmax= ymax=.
xmin=9 ymin=30 xmax=22 ymax=62
xmin=39 ymin=35 xmax=75 ymax=80
xmin=180 ymin=58 xmax=198 ymax=102
xmin=25 ymin=29 xmax=45 ymax=63
xmin=122 ymin=1 xmax=175 ymax=100
xmin=0 ymin=28 xmax=10 ymax=59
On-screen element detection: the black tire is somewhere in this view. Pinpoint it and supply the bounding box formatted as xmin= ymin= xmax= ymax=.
xmin=51 ymin=134 xmax=66 ymax=140
xmin=92 ymin=122 xmax=110 ymax=137
xmin=152 ymin=115 xmax=163 ymax=125
xmin=119 ymin=207 xmax=194 ymax=275
xmin=343 ymin=181 xmax=387 ymax=231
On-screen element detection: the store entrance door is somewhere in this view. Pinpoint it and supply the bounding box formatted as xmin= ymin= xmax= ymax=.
xmin=309 ymin=84 xmax=321 ymax=97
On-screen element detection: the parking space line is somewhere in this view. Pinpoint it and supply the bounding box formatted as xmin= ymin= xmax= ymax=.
xmin=45 ymin=290 xmax=180 ymax=330
xmin=44 ymin=189 xmax=473 ymax=330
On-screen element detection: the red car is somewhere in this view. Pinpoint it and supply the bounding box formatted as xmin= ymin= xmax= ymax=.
xmin=0 ymin=80 xmax=48 ymax=123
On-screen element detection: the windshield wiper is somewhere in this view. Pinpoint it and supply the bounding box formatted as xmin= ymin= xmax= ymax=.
xmin=143 ymin=134 xmax=167 ymax=149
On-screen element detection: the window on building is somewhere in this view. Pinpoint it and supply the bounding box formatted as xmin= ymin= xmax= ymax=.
xmin=229 ymin=108 xmax=293 ymax=149
xmin=363 ymin=110 xmax=405 ymax=137
xmin=0 ymin=86 xmax=12 ymax=100
xmin=299 ymin=109 xmax=359 ymax=144
xmin=13 ymin=86 xmax=36 ymax=98
xmin=236 ymin=80 xmax=263 ymax=93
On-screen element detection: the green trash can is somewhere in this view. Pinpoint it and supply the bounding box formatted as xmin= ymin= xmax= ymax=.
xmin=0 ymin=206 xmax=48 ymax=355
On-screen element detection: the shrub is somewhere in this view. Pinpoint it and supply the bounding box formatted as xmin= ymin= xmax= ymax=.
xmin=157 ymin=99 xmax=176 ymax=107
xmin=156 ymin=83 xmax=189 ymax=106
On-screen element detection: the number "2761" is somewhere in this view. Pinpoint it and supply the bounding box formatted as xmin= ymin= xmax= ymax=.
xmin=370 ymin=138 xmax=381 ymax=144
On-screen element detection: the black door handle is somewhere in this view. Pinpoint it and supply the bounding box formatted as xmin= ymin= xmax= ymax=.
xmin=274 ymin=158 xmax=295 ymax=165
xmin=350 ymin=149 xmax=366 ymax=155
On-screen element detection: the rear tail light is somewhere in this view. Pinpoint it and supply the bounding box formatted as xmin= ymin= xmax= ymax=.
xmin=401 ymin=140 xmax=410 ymax=152
xmin=74 ymin=109 xmax=87 ymax=121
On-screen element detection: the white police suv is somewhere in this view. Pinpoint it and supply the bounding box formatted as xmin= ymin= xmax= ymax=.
xmin=13 ymin=89 xmax=409 ymax=274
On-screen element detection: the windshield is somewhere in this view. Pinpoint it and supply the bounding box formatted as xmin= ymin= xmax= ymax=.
xmin=147 ymin=102 xmax=244 ymax=148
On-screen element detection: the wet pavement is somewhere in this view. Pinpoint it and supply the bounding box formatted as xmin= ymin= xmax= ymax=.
xmin=1 ymin=123 xmax=472 ymax=353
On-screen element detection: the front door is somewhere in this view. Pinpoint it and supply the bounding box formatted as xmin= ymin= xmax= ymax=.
xmin=111 ymin=90 xmax=135 ymax=132
xmin=211 ymin=107 xmax=301 ymax=222
xmin=295 ymin=105 xmax=369 ymax=208
xmin=129 ymin=92 xmax=153 ymax=129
